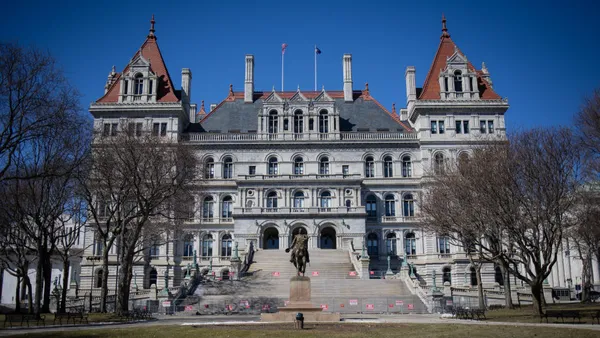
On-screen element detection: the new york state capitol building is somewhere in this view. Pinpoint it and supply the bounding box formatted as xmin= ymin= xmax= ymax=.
xmin=74 ymin=17 xmax=598 ymax=302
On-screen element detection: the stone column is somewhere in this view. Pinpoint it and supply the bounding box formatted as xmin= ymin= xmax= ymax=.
xmin=557 ymin=244 xmax=565 ymax=287
xmin=592 ymin=257 xmax=600 ymax=285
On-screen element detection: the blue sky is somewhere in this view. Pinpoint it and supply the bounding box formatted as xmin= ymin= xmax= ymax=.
xmin=1 ymin=0 xmax=598 ymax=130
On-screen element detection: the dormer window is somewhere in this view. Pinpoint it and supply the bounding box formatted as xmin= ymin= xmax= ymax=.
xmin=134 ymin=73 xmax=144 ymax=95
xmin=268 ymin=110 xmax=278 ymax=135
xmin=319 ymin=109 xmax=329 ymax=134
xmin=453 ymin=70 xmax=463 ymax=92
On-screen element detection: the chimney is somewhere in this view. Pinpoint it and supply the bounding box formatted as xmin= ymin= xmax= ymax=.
xmin=343 ymin=54 xmax=353 ymax=102
xmin=245 ymin=55 xmax=254 ymax=103
xmin=189 ymin=103 xmax=197 ymax=123
xmin=210 ymin=103 xmax=217 ymax=111
xmin=181 ymin=68 xmax=192 ymax=104
xmin=405 ymin=66 xmax=416 ymax=104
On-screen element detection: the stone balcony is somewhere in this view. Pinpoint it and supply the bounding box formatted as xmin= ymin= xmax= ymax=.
xmin=234 ymin=206 xmax=366 ymax=217
xmin=380 ymin=215 xmax=420 ymax=223
xmin=184 ymin=132 xmax=418 ymax=143
xmin=238 ymin=173 xmax=362 ymax=182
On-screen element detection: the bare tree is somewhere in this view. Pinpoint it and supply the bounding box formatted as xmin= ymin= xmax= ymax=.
xmin=575 ymin=89 xmax=600 ymax=180
xmin=81 ymin=126 xmax=198 ymax=313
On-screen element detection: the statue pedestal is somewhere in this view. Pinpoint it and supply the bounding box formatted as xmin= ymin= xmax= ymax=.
xmin=261 ymin=276 xmax=340 ymax=323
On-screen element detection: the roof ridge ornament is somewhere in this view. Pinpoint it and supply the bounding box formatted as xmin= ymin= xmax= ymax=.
xmin=392 ymin=103 xmax=396 ymax=115
xmin=148 ymin=14 xmax=156 ymax=39
xmin=441 ymin=14 xmax=450 ymax=39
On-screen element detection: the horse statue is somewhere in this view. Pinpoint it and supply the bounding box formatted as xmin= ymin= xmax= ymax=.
xmin=285 ymin=233 xmax=310 ymax=276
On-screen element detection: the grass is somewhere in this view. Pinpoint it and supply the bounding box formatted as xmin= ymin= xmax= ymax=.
xmin=483 ymin=303 xmax=600 ymax=324
xmin=9 ymin=323 xmax=600 ymax=338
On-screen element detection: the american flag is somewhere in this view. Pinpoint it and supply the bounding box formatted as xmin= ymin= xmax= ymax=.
xmin=282 ymin=43 xmax=288 ymax=54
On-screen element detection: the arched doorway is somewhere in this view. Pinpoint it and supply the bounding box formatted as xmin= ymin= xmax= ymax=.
xmin=289 ymin=226 xmax=308 ymax=247
xmin=320 ymin=227 xmax=336 ymax=249
xmin=148 ymin=268 xmax=157 ymax=289
xmin=263 ymin=227 xmax=279 ymax=250
xmin=367 ymin=233 xmax=378 ymax=257
xmin=386 ymin=233 xmax=397 ymax=256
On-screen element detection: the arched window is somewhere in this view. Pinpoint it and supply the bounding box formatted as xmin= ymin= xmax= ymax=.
xmin=458 ymin=152 xmax=469 ymax=174
xmin=319 ymin=109 xmax=329 ymax=134
xmin=383 ymin=156 xmax=393 ymax=177
xmin=367 ymin=233 xmax=378 ymax=257
xmin=434 ymin=153 xmax=445 ymax=175
xmin=364 ymin=156 xmax=375 ymax=178
xmin=268 ymin=110 xmax=278 ymax=134
xmin=202 ymin=234 xmax=213 ymax=257
xmin=149 ymin=242 xmax=160 ymax=257
xmin=267 ymin=191 xmax=278 ymax=209
xmin=386 ymin=233 xmax=397 ymax=255
xmin=470 ymin=267 xmax=478 ymax=286
xmin=403 ymin=194 xmax=414 ymax=217
xmin=221 ymin=196 xmax=233 ymax=219
xmin=294 ymin=110 xmax=304 ymax=135
xmin=148 ymin=268 xmax=157 ymax=288
xmin=402 ymin=156 xmax=412 ymax=178
xmin=221 ymin=234 xmax=232 ymax=257
xmin=443 ymin=267 xmax=452 ymax=284
xmin=366 ymin=195 xmax=377 ymax=218
xmin=437 ymin=236 xmax=450 ymax=254
xmin=268 ymin=157 xmax=278 ymax=176
xmin=203 ymin=196 xmax=214 ymax=220
xmin=495 ymin=265 xmax=504 ymax=286
xmin=405 ymin=232 xmax=416 ymax=256
xmin=134 ymin=73 xmax=144 ymax=95
xmin=96 ymin=269 xmax=103 ymax=288
xmin=293 ymin=191 xmax=304 ymax=208
xmin=454 ymin=70 xmax=463 ymax=92
xmin=319 ymin=156 xmax=330 ymax=175
xmin=320 ymin=191 xmax=332 ymax=209
xmin=223 ymin=157 xmax=233 ymax=179
xmin=205 ymin=158 xmax=215 ymax=179
xmin=294 ymin=157 xmax=304 ymax=175
xmin=183 ymin=234 xmax=194 ymax=257
xmin=384 ymin=194 xmax=395 ymax=217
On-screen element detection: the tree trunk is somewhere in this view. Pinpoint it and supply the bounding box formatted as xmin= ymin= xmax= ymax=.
xmin=60 ymin=260 xmax=70 ymax=313
xmin=476 ymin=264 xmax=485 ymax=309
xmin=530 ymin=283 xmax=544 ymax=315
xmin=14 ymin=277 xmax=21 ymax=313
xmin=501 ymin=261 xmax=514 ymax=309
xmin=25 ymin=276 xmax=33 ymax=314
xmin=117 ymin=253 xmax=134 ymax=314
xmin=41 ymin=253 xmax=52 ymax=313
xmin=34 ymin=252 xmax=44 ymax=315
xmin=100 ymin=249 xmax=110 ymax=312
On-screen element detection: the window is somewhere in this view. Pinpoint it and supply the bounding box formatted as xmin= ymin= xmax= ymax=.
xmin=319 ymin=110 xmax=329 ymax=134
xmin=431 ymin=121 xmax=437 ymax=134
xmin=266 ymin=191 xmax=278 ymax=209
xmin=405 ymin=232 xmax=416 ymax=255
xmin=437 ymin=236 xmax=450 ymax=254
xmin=152 ymin=122 xmax=167 ymax=137
xmin=403 ymin=194 xmax=414 ymax=217
xmin=204 ymin=158 xmax=215 ymax=179
xmin=96 ymin=269 xmax=103 ymax=288
xmin=470 ymin=267 xmax=478 ymax=286
xmin=102 ymin=123 xmax=118 ymax=137
xmin=294 ymin=110 xmax=303 ymax=134
xmin=402 ymin=156 xmax=412 ymax=178
xmin=203 ymin=196 xmax=214 ymax=220
xmin=366 ymin=195 xmax=377 ymax=218
xmin=93 ymin=235 xmax=104 ymax=256
xmin=183 ymin=234 xmax=194 ymax=257
xmin=149 ymin=243 xmax=160 ymax=258
xmin=455 ymin=121 xmax=462 ymax=134
xmin=480 ymin=120 xmax=487 ymax=134
xmin=221 ymin=196 xmax=233 ymax=219
xmin=488 ymin=120 xmax=494 ymax=134
xmin=494 ymin=265 xmax=504 ymax=285
xmin=283 ymin=118 xmax=288 ymax=131
xmin=293 ymin=191 xmax=304 ymax=208
xmin=384 ymin=194 xmax=395 ymax=216
xmin=248 ymin=166 xmax=256 ymax=176
xmin=439 ymin=121 xmax=445 ymax=134
xmin=463 ymin=121 xmax=470 ymax=134
xmin=202 ymin=234 xmax=213 ymax=257
xmin=134 ymin=73 xmax=144 ymax=95
xmin=123 ymin=80 xmax=129 ymax=95
xmin=383 ymin=156 xmax=393 ymax=177
xmin=128 ymin=122 xmax=143 ymax=137
xmin=386 ymin=233 xmax=397 ymax=255
xmin=320 ymin=191 xmax=332 ymax=209
xmin=442 ymin=267 xmax=452 ymax=284
xmin=309 ymin=118 xmax=314 ymax=131
xmin=149 ymin=79 xmax=153 ymax=95
xmin=454 ymin=70 xmax=463 ymax=92
xmin=294 ymin=157 xmax=304 ymax=175
xmin=319 ymin=156 xmax=329 ymax=175
xmin=268 ymin=110 xmax=278 ymax=134
xmin=434 ymin=153 xmax=445 ymax=175
xmin=364 ymin=156 xmax=375 ymax=178
xmin=160 ymin=123 xmax=167 ymax=136
xmin=223 ymin=157 xmax=233 ymax=179
xmin=183 ymin=199 xmax=195 ymax=221
xmin=97 ymin=199 xmax=110 ymax=219
xmin=221 ymin=234 xmax=232 ymax=257
xmin=342 ymin=165 xmax=349 ymax=176
xmin=268 ymin=157 xmax=278 ymax=176
xmin=367 ymin=233 xmax=378 ymax=257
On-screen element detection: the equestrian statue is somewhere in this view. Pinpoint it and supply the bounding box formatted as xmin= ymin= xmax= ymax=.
xmin=285 ymin=233 xmax=310 ymax=276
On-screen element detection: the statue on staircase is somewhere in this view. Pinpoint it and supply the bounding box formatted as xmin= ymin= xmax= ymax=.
xmin=286 ymin=233 xmax=310 ymax=276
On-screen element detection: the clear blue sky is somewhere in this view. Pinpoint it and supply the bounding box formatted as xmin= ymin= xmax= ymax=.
xmin=1 ymin=0 xmax=598 ymax=130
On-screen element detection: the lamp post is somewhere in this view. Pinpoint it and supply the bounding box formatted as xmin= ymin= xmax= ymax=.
xmin=85 ymin=256 xmax=101 ymax=312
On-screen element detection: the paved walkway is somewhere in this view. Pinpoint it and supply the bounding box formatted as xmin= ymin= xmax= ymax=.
xmin=1 ymin=314 xmax=599 ymax=336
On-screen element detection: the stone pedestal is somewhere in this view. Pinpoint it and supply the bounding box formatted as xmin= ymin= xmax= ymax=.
xmin=261 ymin=276 xmax=340 ymax=323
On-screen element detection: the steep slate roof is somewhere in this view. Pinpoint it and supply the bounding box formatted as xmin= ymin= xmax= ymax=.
xmin=419 ymin=16 xmax=500 ymax=101
xmin=191 ymin=89 xmax=412 ymax=133
xmin=96 ymin=16 xmax=180 ymax=103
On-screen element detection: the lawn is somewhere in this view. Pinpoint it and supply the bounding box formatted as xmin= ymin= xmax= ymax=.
xmin=483 ymin=303 xmax=600 ymax=324
xmin=9 ymin=324 xmax=600 ymax=338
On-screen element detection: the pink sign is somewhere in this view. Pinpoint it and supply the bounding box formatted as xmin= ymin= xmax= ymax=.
xmin=184 ymin=305 xmax=194 ymax=311
xmin=284 ymin=300 xmax=290 ymax=306
xmin=446 ymin=300 xmax=453 ymax=306
xmin=388 ymin=304 xmax=394 ymax=308
xmin=229 ymin=271 xmax=235 ymax=276
xmin=366 ymin=304 xmax=375 ymax=310
xmin=321 ymin=304 xmax=328 ymax=310
xmin=408 ymin=304 xmax=414 ymax=310
xmin=312 ymin=271 xmax=319 ymax=276
xmin=349 ymin=299 xmax=358 ymax=306
xmin=369 ymin=271 xmax=374 ymax=275
xmin=262 ymin=304 xmax=270 ymax=310
xmin=272 ymin=272 xmax=280 ymax=277
xmin=396 ymin=300 xmax=404 ymax=306
xmin=240 ymin=300 xmax=249 ymax=308
xmin=348 ymin=271 xmax=357 ymax=276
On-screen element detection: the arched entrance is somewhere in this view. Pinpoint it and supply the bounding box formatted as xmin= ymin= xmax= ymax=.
xmin=320 ymin=227 xmax=336 ymax=249
xmin=289 ymin=226 xmax=308 ymax=247
xmin=263 ymin=227 xmax=279 ymax=249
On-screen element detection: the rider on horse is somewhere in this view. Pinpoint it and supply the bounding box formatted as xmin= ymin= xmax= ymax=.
xmin=286 ymin=233 xmax=310 ymax=271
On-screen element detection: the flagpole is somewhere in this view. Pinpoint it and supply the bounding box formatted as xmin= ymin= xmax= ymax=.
xmin=314 ymin=45 xmax=317 ymax=91
xmin=281 ymin=51 xmax=284 ymax=92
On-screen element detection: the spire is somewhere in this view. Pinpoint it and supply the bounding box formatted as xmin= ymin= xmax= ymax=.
xmin=392 ymin=103 xmax=396 ymax=115
xmin=148 ymin=14 xmax=156 ymax=39
xmin=441 ymin=14 xmax=450 ymax=39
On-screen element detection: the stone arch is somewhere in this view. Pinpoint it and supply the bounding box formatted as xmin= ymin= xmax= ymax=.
xmin=261 ymin=225 xmax=280 ymax=250
xmin=319 ymin=226 xmax=337 ymax=249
